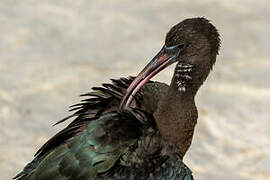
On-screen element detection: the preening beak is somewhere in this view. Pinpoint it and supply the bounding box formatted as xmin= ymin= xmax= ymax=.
xmin=120 ymin=44 xmax=185 ymax=110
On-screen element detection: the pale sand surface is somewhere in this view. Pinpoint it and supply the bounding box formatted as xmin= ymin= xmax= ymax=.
xmin=1 ymin=0 xmax=270 ymax=179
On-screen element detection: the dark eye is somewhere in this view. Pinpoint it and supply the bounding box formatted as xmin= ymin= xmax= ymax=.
xmin=165 ymin=43 xmax=184 ymax=51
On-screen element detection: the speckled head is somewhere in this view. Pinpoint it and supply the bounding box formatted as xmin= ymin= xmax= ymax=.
xmin=165 ymin=17 xmax=221 ymax=93
xmin=120 ymin=17 xmax=221 ymax=109
xmin=166 ymin=17 xmax=220 ymax=66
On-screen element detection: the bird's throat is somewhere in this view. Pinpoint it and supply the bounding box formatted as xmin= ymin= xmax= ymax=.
xmin=154 ymin=76 xmax=198 ymax=158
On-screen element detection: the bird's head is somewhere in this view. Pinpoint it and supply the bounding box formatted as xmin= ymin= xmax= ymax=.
xmin=120 ymin=17 xmax=221 ymax=109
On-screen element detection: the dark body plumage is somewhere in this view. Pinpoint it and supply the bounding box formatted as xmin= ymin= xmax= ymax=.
xmin=14 ymin=77 xmax=193 ymax=180
xmin=15 ymin=17 xmax=220 ymax=180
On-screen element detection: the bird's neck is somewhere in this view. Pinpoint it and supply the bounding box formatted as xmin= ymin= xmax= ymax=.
xmin=154 ymin=67 xmax=198 ymax=158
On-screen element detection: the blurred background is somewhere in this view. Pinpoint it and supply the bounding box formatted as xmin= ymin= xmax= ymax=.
xmin=1 ymin=0 xmax=270 ymax=179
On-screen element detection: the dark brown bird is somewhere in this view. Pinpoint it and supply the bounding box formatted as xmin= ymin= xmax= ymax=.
xmin=14 ymin=17 xmax=220 ymax=180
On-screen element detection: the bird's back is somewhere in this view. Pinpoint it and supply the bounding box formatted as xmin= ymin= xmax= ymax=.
xmin=14 ymin=77 xmax=193 ymax=180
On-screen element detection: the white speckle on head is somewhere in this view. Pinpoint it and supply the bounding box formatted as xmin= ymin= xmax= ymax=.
xmin=178 ymin=86 xmax=186 ymax=92
xmin=176 ymin=80 xmax=182 ymax=87
xmin=176 ymin=80 xmax=186 ymax=92
xmin=174 ymin=63 xmax=193 ymax=92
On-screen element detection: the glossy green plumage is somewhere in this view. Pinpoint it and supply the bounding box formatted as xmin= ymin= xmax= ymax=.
xmin=14 ymin=77 xmax=193 ymax=180
xmin=21 ymin=113 xmax=140 ymax=179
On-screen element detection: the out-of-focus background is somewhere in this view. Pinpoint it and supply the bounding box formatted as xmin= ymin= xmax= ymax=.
xmin=1 ymin=0 xmax=270 ymax=179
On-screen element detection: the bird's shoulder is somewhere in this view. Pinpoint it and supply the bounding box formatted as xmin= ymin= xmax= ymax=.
xmin=14 ymin=77 xmax=166 ymax=179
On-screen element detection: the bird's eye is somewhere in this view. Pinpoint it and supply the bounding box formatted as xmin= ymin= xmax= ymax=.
xmin=176 ymin=44 xmax=185 ymax=49
xmin=165 ymin=43 xmax=184 ymax=50
xmin=164 ymin=44 xmax=185 ymax=55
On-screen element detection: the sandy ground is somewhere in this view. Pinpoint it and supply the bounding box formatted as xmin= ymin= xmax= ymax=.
xmin=1 ymin=0 xmax=270 ymax=179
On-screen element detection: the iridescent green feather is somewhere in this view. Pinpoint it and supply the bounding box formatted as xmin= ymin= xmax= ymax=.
xmin=14 ymin=77 xmax=194 ymax=180
xmin=19 ymin=112 xmax=141 ymax=180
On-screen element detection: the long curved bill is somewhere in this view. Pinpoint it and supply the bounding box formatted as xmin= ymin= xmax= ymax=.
xmin=120 ymin=44 xmax=185 ymax=110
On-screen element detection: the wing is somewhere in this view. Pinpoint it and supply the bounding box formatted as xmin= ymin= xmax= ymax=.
xmin=14 ymin=76 xmax=193 ymax=180
xmin=15 ymin=111 xmax=143 ymax=180
xmin=14 ymin=76 xmax=158 ymax=179
xmin=15 ymin=112 xmax=193 ymax=180
xmin=13 ymin=77 xmax=142 ymax=179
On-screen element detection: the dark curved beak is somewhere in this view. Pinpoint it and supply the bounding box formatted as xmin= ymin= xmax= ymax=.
xmin=120 ymin=44 xmax=185 ymax=110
